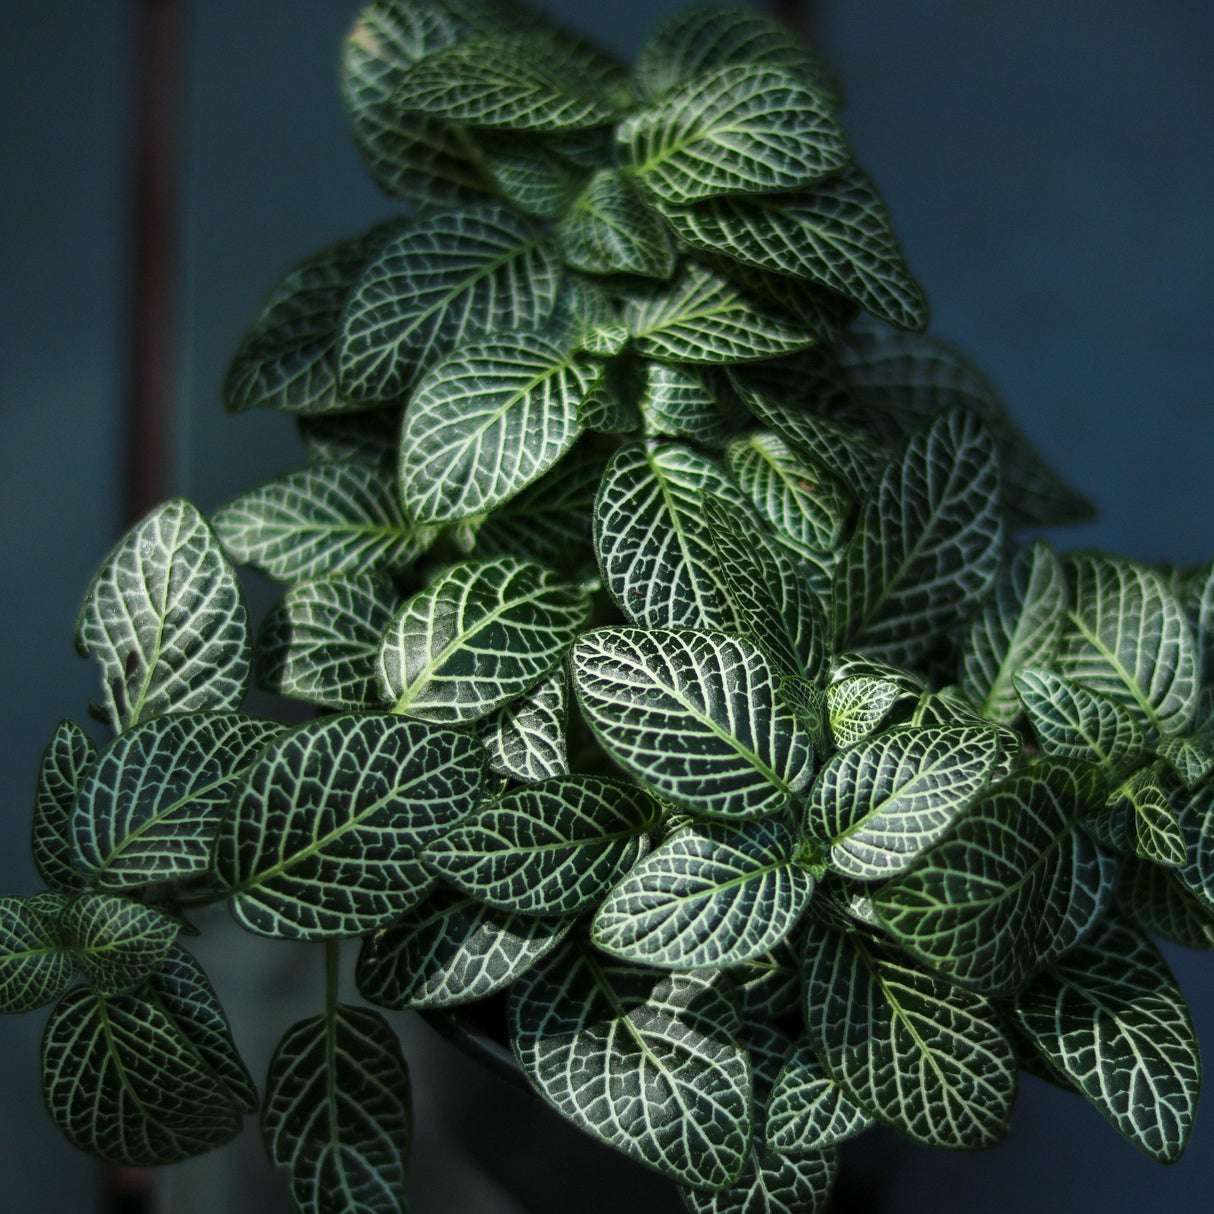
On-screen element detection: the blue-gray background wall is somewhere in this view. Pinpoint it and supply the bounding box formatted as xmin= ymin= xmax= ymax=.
xmin=1 ymin=2 xmax=1211 ymax=1211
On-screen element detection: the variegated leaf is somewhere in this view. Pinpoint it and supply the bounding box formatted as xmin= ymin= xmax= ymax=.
xmin=0 ymin=893 xmax=73 ymax=1013
xmin=483 ymin=135 xmax=588 ymax=218
xmin=765 ymin=1039 xmax=875 ymax=1154
xmin=1118 ymin=858 xmax=1214 ymax=951
xmin=31 ymin=719 xmax=97 ymax=892
xmin=1177 ymin=783 xmax=1214 ymax=911
xmin=639 ymin=361 xmax=739 ymax=445
xmin=60 ymin=893 xmax=179 ymax=997
xmin=558 ymin=168 xmax=676 ymax=279
xmin=478 ymin=666 xmax=569 ymax=783
xmin=732 ymin=942 xmax=801 ymax=1019
xmin=1088 ymin=763 xmax=1186 ymax=868
xmin=825 ymin=656 xmax=922 ymax=750
xmin=1158 ymin=733 xmax=1214 ymax=790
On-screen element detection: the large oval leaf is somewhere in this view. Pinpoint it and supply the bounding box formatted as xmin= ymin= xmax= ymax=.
xmin=32 ymin=720 xmax=97 ymax=893
xmin=75 ymin=499 xmax=250 ymax=733
xmin=510 ymin=944 xmax=752 ymax=1188
xmin=377 ymin=557 xmax=592 ymax=723
xmin=573 ymin=627 xmax=816 ymax=820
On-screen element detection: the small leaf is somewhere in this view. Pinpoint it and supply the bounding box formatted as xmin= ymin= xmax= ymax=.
xmin=1089 ymin=763 xmax=1186 ymax=868
xmin=639 ymin=361 xmax=739 ymax=445
xmin=263 ymin=1004 xmax=411 ymax=1214
xmin=825 ymin=657 xmax=921 ymax=750
xmin=298 ymin=406 xmax=401 ymax=466
xmin=483 ymin=135 xmax=588 ymax=218
xmin=1176 ymin=783 xmax=1214 ymax=911
xmin=76 ymin=500 xmax=250 ymax=732
xmin=510 ymin=943 xmax=752 ymax=1188
xmin=213 ymin=714 xmax=484 ymax=939
xmin=32 ymin=720 xmax=97 ymax=892
xmin=765 ymin=1040 xmax=875 ymax=1154
xmin=60 ymin=893 xmax=179 ymax=997
xmin=1158 ymin=733 xmax=1214 ymax=790
xmin=378 ymin=557 xmax=592 ymax=723
xmin=573 ymin=627 xmax=816 ymax=820
xmin=558 ymin=168 xmax=676 ymax=279
xmin=1012 ymin=916 xmax=1200 ymax=1162
xmin=0 ymin=893 xmax=73 ymax=1013
xmin=356 ymin=887 xmax=572 ymax=1010
xmin=592 ymin=817 xmax=813 ymax=969
xmin=478 ymin=667 xmax=569 ymax=783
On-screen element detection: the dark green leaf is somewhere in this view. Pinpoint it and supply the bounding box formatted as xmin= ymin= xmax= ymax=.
xmin=558 ymin=168 xmax=676 ymax=278
xmin=765 ymin=1040 xmax=875 ymax=1154
xmin=0 ymin=893 xmax=73 ymax=1013
xmin=1118 ymin=858 xmax=1214 ymax=951
xmin=478 ymin=666 xmax=569 ymax=783
xmin=1088 ymin=763 xmax=1186 ymax=868
xmin=60 ymin=893 xmax=178 ymax=997
xmin=297 ymin=406 xmax=401 ymax=466
xmin=639 ymin=361 xmax=740 ymax=445
xmin=32 ymin=719 xmax=97 ymax=892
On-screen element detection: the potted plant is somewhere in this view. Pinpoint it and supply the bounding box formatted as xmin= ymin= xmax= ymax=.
xmin=3 ymin=3 xmax=1212 ymax=1212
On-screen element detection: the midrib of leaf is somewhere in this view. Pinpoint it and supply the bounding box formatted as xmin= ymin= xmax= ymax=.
xmin=127 ymin=513 xmax=189 ymax=725
xmin=630 ymin=117 xmax=753 ymax=177
xmin=450 ymin=349 xmax=581 ymax=448
xmin=648 ymin=449 xmax=722 ymax=627
xmin=633 ymin=289 xmax=740 ymax=340
xmin=654 ymin=852 xmax=790 ymax=906
xmin=1066 ymin=608 xmax=1162 ymax=731
xmin=95 ymin=996 xmax=166 ymax=1140
xmin=465 ymin=823 xmax=648 ymax=858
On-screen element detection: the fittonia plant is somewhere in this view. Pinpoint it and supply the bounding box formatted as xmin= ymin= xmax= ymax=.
xmin=4 ymin=2 xmax=1212 ymax=1210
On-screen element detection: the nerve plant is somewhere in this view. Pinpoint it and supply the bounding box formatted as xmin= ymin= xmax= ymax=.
xmin=4 ymin=2 xmax=1212 ymax=1210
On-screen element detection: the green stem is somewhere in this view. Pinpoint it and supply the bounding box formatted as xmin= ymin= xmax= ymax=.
xmin=325 ymin=940 xmax=340 ymax=1018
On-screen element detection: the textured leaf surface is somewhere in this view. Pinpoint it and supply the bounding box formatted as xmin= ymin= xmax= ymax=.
xmin=32 ymin=720 xmax=97 ymax=892
xmin=298 ymin=406 xmax=401 ymax=466
xmin=805 ymin=725 xmax=999 ymax=880
xmin=214 ymin=715 xmax=484 ymax=939
xmin=478 ymin=667 xmax=569 ymax=783
xmin=558 ymin=168 xmax=676 ymax=278
xmin=60 ymin=893 xmax=179 ymax=996
xmin=873 ymin=760 xmax=1113 ymax=994
xmin=0 ymin=894 xmax=73 ymax=1013
xmin=1177 ymin=784 xmax=1214 ymax=911
xmin=832 ymin=409 xmax=1002 ymax=665
xmin=574 ymin=627 xmax=816 ymax=819
xmin=76 ymin=500 xmax=250 ymax=733
xmin=356 ymin=887 xmax=571 ymax=1010
xmin=1090 ymin=763 xmax=1186 ymax=868
xmin=766 ymin=1040 xmax=875 ymax=1154
xmin=378 ymin=557 xmax=591 ymax=723
xmin=263 ymin=1004 xmax=411 ymax=1214
xmin=1119 ymin=858 xmax=1214 ymax=950
xmin=1013 ymin=917 xmax=1200 ymax=1162
xmin=483 ymin=135 xmax=588 ymax=218
xmin=803 ymin=923 xmax=1017 ymax=1148
xmin=638 ymin=361 xmax=737 ymax=445
xmin=510 ymin=945 xmax=751 ymax=1188
xmin=592 ymin=817 xmax=812 ymax=968
xmin=72 ymin=712 xmax=280 ymax=888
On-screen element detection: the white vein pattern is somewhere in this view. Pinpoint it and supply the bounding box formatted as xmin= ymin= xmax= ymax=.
xmin=573 ymin=627 xmax=816 ymax=819
xmin=1013 ymin=917 xmax=1200 ymax=1162
xmin=1089 ymin=763 xmax=1185 ymax=868
xmin=263 ymin=1005 xmax=412 ymax=1214
xmin=213 ymin=714 xmax=484 ymax=939
xmin=399 ymin=330 xmax=596 ymax=523
xmin=484 ymin=137 xmax=586 ymax=219
xmin=377 ymin=557 xmax=591 ymax=723
xmin=765 ymin=1039 xmax=875 ymax=1154
xmin=75 ymin=500 xmax=251 ymax=733
xmin=1119 ymin=858 xmax=1214 ymax=951
xmin=0 ymin=894 xmax=73 ymax=1014
xmin=873 ymin=759 xmax=1114 ymax=995
xmin=478 ymin=666 xmax=569 ymax=782
xmin=32 ymin=720 xmax=96 ymax=893
xmin=338 ymin=204 xmax=560 ymax=402
xmin=60 ymin=893 xmax=179 ymax=997
xmin=1177 ymin=783 xmax=1214 ymax=911
xmin=510 ymin=947 xmax=752 ymax=1188
xmin=639 ymin=361 xmax=734 ymax=444
xmin=557 ymin=167 xmax=675 ymax=278
xmin=591 ymin=817 xmax=812 ymax=969
xmin=825 ymin=676 xmax=905 ymax=749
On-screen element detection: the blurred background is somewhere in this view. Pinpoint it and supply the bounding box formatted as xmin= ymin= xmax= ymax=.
xmin=1 ymin=1 xmax=1211 ymax=1211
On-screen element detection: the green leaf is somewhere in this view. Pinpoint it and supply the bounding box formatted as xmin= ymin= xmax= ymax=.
xmin=1158 ymin=733 xmax=1214 ymax=790
xmin=623 ymin=262 xmax=819 ymax=365
xmin=338 ymin=204 xmax=560 ymax=402
xmin=424 ymin=776 xmax=657 ymax=917
xmin=592 ymin=817 xmax=813 ymax=969
xmin=660 ymin=168 xmax=929 ymax=331
xmin=639 ymin=361 xmax=739 ymax=445
xmin=378 ymin=557 xmax=592 ymax=723
xmin=1176 ymin=783 xmax=1214 ymax=912
xmin=804 ymin=724 xmax=1000 ymax=880
xmin=399 ymin=330 xmax=598 ymax=523
xmin=72 ymin=712 xmax=281 ymax=889
xmin=573 ymin=627 xmax=816 ymax=820
xmin=558 ymin=168 xmax=676 ymax=279
xmin=832 ymin=408 xmax=1002 ymax=665
xmin=483 ymin=135 xmax=588 ymax=218
xmin=0 ymin=893 xmax=73 ymax=1013
xmin=732 ymin=943 xmax=801 ymax=1019
xmin=620 ymin=64 xmax=847 ymax=205
xmin=1089 ymin=763 xmax=1186 ymax=868
xmin=298 ymin=406 xmax=401 ymax=466
xmin=42 ymin=984 xmax=244 ymax=1164
xmin=393 ymin=38 xmax=620 ymax=131
xmin=1012 ymin=916 xmax=1200 ymax=1162
xmin=76 ymin=499 xmax=251 ymax=733
xmin=258 ymin=575 xmax=402 ymax=711
xmin=1014 ymin=667 xmax=1147 ymax=779
xmin=60 ymin=893 xmax=179 ymax=997
xmin=1182 ymin=559 xmax=1214 ymax=684
xmin=212 ymin=461 xmax=433 ymax=581
xmin=263 ymin=1004 xmax=411 ymax=1214
xmin=803 ymin=922 xmax=1017 ymax=1149
xmin=633 ymin=4 xmax=842 ymax=109
xmin=478 ymin=667 xmax=569 ymax=783
xmin=1056 ymin=553 xmax=1199 ymax=741
xmin=765 ymin=1040 xmax=875 ymax=1154
xmin=32 ymin=720 xmax=97 ymax=892
xmin=594 ymin=439 xmax=747 ymax=630
xmin=962 ymin=541 xmax=1065 ymax=724
xmin=1118 ymin=858 xmax=1214 ymax=951
xmin=510 ymin=944 xmax=752 ymax=1188
xmin=213 ymin=714 xmax=484 ymax=939
xmin=824 ymin=669 xmax=917 ymax=750
xmin=873 ymin=759 xmax=1114 ymax=994
xmin=356 ymin=887 xmax=572 ymax=1010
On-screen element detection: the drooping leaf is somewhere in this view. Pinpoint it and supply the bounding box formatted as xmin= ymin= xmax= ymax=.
xmin=765 ymin=1039 xmax=875 ymax=1154
xmin=592 ymin=817 xmax=813 ymax=969
xmin=802 ymin=922 xmax=1017 ymax=1149
xmin=399 ymin=330 xmax=597 ymax=523
xmin=356 ymin=887 xmax=572 ymax=1010
xmin=60 ymin=893 xmax=179 ymax=997
xmin=661 ymin=168 xmax=929 ymax=331
xmin=72 ymin=712 xmax=281 ymax=889
xmin=1088 ymin=763 xmax=1186 ymax=868
xmin=478 ymin=666 xmax=569 ymax=783
xmin=1118 ymin=858 xmax=1214 ymax=951
xmin=832 ymin=408 xmax=1002 ymax=665
xmin=31 ymin=719 xmax=97 ymax=892
xmin=962 ymin=541 xmax=1065 ymax=724
xmin=558 ymin=168 xmax=676 ymax=279
xmin=213 ymin=714 xmax=484 ymax=939
xmin=573 ymin=627 xmax=816 ymax=820
xmin=620 ymin=64 xmax=847 ymax=205
xmin=75 ymin=499 xmax=251 ymax=733
xmin=873 ymin=759 xmax=1114 ymax=994
xmin=1012 ymin=916 xmax=1200 ymax=1162
xmin=0 ymin=893 xmax=73 ymax=1013
xmin=338 ymin=204 xmax=561 ymax=402
xmin=258 ymin=575 xmax=402 ymax=711
xmin=263 ymin=1004 xmax=411 ymax=1214
xmin=212 ymin=461 xmax=433 ymax=581
xmin=639 ymin=361 xmax=739 ymax=445
xmin=510 ymin=943 xmax=752 ymax=1188
xmin=377 ymin=557 xmax=592 ymax=723
xmin=41 ymin=984 xmax=244 ymax=1165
